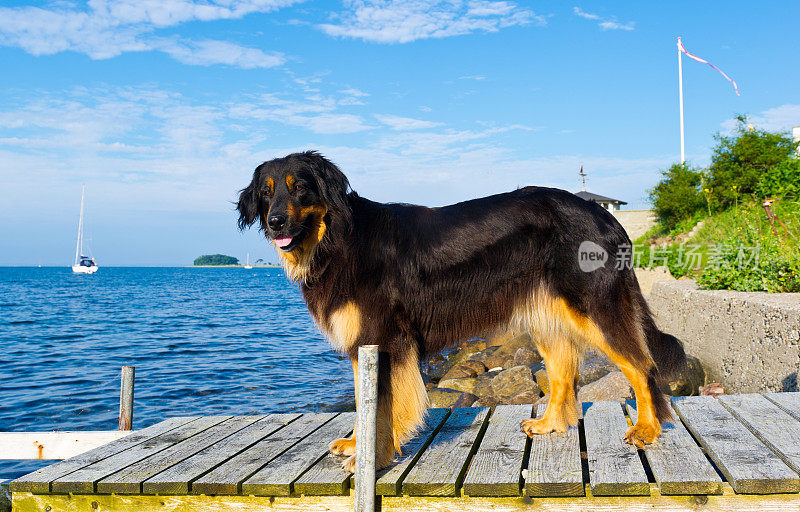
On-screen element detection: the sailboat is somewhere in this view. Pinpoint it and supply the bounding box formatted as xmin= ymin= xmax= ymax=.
xmin=72 ymin=185 xmax=98 ymax=274
xmin=243 ymin=253 xmax=253 ymax=269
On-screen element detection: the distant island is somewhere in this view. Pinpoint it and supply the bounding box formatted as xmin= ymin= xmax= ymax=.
xmin=193 ymin=254 xmax=238 ymax=266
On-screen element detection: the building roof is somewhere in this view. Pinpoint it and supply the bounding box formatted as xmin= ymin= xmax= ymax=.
xmin=575 ymin=190 xmax=627 ymax=205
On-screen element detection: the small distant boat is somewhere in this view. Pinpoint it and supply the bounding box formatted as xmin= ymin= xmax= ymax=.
xmin=72 ymin=185 xmax=98 ymax=274
xmin=243 ymin=253 xmax=253 ymax=269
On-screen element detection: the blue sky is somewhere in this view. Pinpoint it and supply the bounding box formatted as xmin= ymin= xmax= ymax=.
xmin=1 ymin=1 xmax=799 ymax=266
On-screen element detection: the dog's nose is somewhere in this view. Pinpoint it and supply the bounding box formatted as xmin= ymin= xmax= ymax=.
xmin=268 ymin=214 xmax=287 ymax=231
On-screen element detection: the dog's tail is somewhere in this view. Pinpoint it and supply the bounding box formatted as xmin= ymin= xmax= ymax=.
xmin=638 ymin=293 xmax=687 ymax=421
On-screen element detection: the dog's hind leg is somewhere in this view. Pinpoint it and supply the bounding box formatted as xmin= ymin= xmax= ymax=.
xmin=521 ymin=336 xmax=579 ymax=436
xmin=341 ymin=346 xmax=427 ymax=473
xmin=329 ymin=358 xmax=358 ymax=457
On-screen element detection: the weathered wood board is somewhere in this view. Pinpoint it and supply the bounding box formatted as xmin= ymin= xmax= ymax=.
xmin=375 ymin=408 xmax=450 ymax=496
xmin=10 ymin=417 xmax=197 ymax=494
xmin=402 ymin=407 xmax=490 ymax=496
xmin=96 ymin=416 xmax=264 ymax=494
xmin=462 ymin=404 xmax=531 ymax=497
xmin=524 ymin=403 xmax=584 ymax=497
xmin=718 ymin=394 xmax=800 ymax=475
xmin=50 ymin=416 xmax=230 ymax=494
xmin=672 ymin=395 xmax=800 ymax=494
xmin=142 ymin=413 xmax=301 ymax=495
xmin=764 ymin=392 xmax=800 ymax=422
xmin=241 ymin=412 xmax=356 ymax=496
xmin=191 ymin=412 xmax=337 ymax=495
xmin=583 ymin=401 xmax=649 ymax=496
xmin=626 ymin=402 xmax=722 ymax=495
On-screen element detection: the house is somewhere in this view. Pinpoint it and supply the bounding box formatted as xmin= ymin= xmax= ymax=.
xmin=575 ymin=191 xmax=627 ymax=213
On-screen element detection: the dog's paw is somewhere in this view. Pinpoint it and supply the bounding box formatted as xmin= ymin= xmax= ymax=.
xmin=329 ymin=437 xmax=356 ymax=456
xmin=341 ymin=455 xmax=356 ymax=474
xmin=623 ymin=423 xmax=661 ymax=449
xmin=520 ymin=417 xmax=567 ymax=437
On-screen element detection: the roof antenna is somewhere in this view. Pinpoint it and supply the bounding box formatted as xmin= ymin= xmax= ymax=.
xmin=579 ymin=165 xmax=587 ymax=192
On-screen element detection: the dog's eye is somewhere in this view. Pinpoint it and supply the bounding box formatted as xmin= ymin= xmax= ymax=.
xmin=295 ymin=184 xmax=304 ymax=192
xmin=264 ymin=187 xmax=273 ymax=197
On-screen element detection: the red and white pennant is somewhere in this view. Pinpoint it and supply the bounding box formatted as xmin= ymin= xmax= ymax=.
xmin=678 ymin=37 xmax=740 ymax=96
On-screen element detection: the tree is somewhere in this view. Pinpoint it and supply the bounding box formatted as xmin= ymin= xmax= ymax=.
xmin=707 ymin=115 xmax=799 ymax=206
xmin=648 ymin=163 xmax=706 ymax=230
xmin=193 ymin=254 xmax=239 ymax=266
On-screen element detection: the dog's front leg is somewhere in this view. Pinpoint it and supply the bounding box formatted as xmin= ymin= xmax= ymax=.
xmin=330 ymin=358 xmax=358 ymax=457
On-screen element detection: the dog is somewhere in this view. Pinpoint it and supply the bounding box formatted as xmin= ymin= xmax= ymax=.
xmin=237 ymin=151 xmax=686 ymax=472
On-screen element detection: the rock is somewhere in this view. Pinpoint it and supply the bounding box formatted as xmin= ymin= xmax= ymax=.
xmin=467 ymin=346 xmax=500 ymax=365
xmin=477 ymin=369 xmax=502 ymax=381
xmin=438 ymin=348 xmax=475 ymax=378
xmin=461 ymin=359 xmax=487 ymax=375
xmin=428 ymin=388 xmax=467 ymax=408
xmin=472 ymin=378 xmax=495 ymax=398
xmin=440 ymin=364 xmax=478 ymax=381
xmin=534 ymin=394 xmax=550 ymax=408
xmin=661 ymin=355 xmax=705 ymax=396
xmin=484 ymin=353 xmax=514 ymax=370
xmin=506 ymin=390 xmax=540 ymax=405
xmin=425 ymin=381 xmax=436 ymax=391
xmin=579 ymin=349 xmax=617 ymax=386
xmin=534 ymin=367 xmax=550 ymax=395
xmin=485 ymin=329 xmax=518 ymax=347
xmin=514 ymin=347 xmax=542 ymax=366
xmin=458 ymin=337 xmax=488 ymax=352
xmin=577 ymin=371 xmax=633 ymax=403
xmin=473 ymin=396 xmax=501 ymax=408
xmin=494 ymin=332 xmax=535 ymax=356
xmin=438 ymin=377 xmax=478 ymax=394
xmin=452 ymin=392 xmax=479 ymax=408
xmin=700 ymin=382 xmax=725 ymax=397
xmin=491 ymin=365 xmax=539 ymax=401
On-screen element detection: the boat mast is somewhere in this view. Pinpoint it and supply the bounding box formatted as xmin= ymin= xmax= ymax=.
xmin=74 ymin=185 xmax=85 ymax=266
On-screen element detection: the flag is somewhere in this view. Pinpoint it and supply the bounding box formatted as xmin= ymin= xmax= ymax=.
xmin=678 ymin=37 xmax=740 ymax=96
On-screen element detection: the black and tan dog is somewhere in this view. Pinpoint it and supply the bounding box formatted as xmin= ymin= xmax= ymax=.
xmin=237 ymin=151 xmax=685 ymax=472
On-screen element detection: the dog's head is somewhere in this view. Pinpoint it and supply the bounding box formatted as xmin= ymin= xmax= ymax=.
xmin=237 ymin=151 xmax=351 ymax=281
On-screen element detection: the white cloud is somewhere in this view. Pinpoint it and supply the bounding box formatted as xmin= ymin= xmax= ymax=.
xmin=0 ymin=0 xmax=296 ymax=67
xmin=374 ymin=114 xmax=443 ymax=130
xmin=318 ymin=0 xmax=544 ymax=44
xmin=721 ymin=104 xmax=800 ymax=134
xmin=573 ymin=7 xmax=634 ymax=31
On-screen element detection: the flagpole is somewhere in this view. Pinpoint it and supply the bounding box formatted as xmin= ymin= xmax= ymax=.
xmin=678 ymin=37 xmax=685 ymax=164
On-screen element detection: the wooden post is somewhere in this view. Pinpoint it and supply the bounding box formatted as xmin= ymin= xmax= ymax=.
xmin=118 ymin=366 xmax=135 ymax=431
xmin=355 ymin=345 xmax=378 ymax=512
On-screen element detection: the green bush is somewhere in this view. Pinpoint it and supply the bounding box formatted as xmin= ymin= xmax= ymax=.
xmin=755 ymin=158 xmax=800 ymax=199
xmin=648 ymin=163 xmax=706 ymax=231
xmin=193 ymin=254 xmax=239 ymax=266
xmin=707 ymin=115 xmax=799 ymax=207
xmin=697 ymin=242 xmax=800 ymax=293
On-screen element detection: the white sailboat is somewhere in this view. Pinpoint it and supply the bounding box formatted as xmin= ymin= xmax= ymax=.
xmin=243 ymin=253 xmax=253 ymax=269
xmin=72 ymin=185 xmax=98 ymax=274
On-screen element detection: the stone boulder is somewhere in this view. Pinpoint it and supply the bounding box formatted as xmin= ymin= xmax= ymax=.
xmin=437 ymin=377 xmax=479 ymax=394
xmin=491 ymin=365 xmax=540 ymax=401
xmin=577 ymin=371 xmax=633 ymax=403
xmin=534 ymin=367 xmax=550 ymax=395
xmin=494 ymin=333 xmax=535 ymax=357
xmin=428 ymin=388 xmax=477 ymax=408
xmin=467 ymin=346 xmax=501 ymax=366
xmin=579 ymin=349 xmax=617 ymax=386
xmin=484 ymin=353 xmax=514 ymax=371
xmin=514 ymin=347 xmax=541 ymax=367
xmin=452 ymin=392 xmax=479 ymax=408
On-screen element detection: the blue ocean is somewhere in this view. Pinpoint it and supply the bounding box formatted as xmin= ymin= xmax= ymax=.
xmin=0 ymin=267 xmax=354 ymax=476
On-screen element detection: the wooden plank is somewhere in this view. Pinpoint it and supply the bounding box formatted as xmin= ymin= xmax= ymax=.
xmin=50 ymin=416 xmax=230 ymax=493
xmin=292 ymin=444 xmax=353 ymax=496
xmin=719 ymin=394 xmax=800 ymax=474
xmin=142 ymin=413 xmax=301 ymax=495
xmin=9 ymin=417 xmax=196 ymax=493
xmin=626 ymin=402 xmax=722 ymax=495
xmin=0 ymin=431 xmax=133 ymax=460
xmin=191 ymin=412 xmax=338 ymax=495
xmin=96 ymin=416 xmax=264 ymax=494
xmin=375 ymin=408 xmax=450 ymax=496
xmin=764 ymin=392 xmax=800 ymax=422
xmin=672 ymin=395 xmax=799 ymax=494
xmin=402 ymin=407 xmax=490 ymax=497
xmin=241 ymin=412 xmax=356 ymax=496
xmin=524 ymin=403 xmax=584 ymax=497
xmin=582 ymin=401 xmax=649 ymax=496
xmin=462 ymin=404 xmax=531 ymax=497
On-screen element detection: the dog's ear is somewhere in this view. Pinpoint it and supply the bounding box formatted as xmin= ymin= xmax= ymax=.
xmin=237 ymin=166 xmax=262 ymax=230
xmin=304 ymin=151 xmax=352 ymax=220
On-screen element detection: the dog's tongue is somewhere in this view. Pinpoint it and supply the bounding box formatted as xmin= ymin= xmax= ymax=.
xmin=274 ymin=237 xmax=293 ymax=248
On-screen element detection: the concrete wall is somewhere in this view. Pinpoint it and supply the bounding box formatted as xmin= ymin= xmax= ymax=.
xmin=612 ymin=209 xmax=656 ymax=240
xmin=648 ymin=279 xmax=800 ymax=393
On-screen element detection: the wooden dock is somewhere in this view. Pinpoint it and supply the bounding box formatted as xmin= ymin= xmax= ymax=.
xmin=8 ymin=393 xmax=800 ymax=511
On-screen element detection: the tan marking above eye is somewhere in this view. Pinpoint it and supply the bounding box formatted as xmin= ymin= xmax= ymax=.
xmin=265 ymin=177 xmax=274 ymax=196
xmin=286 ymin=174 xmax=295 ymax=190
